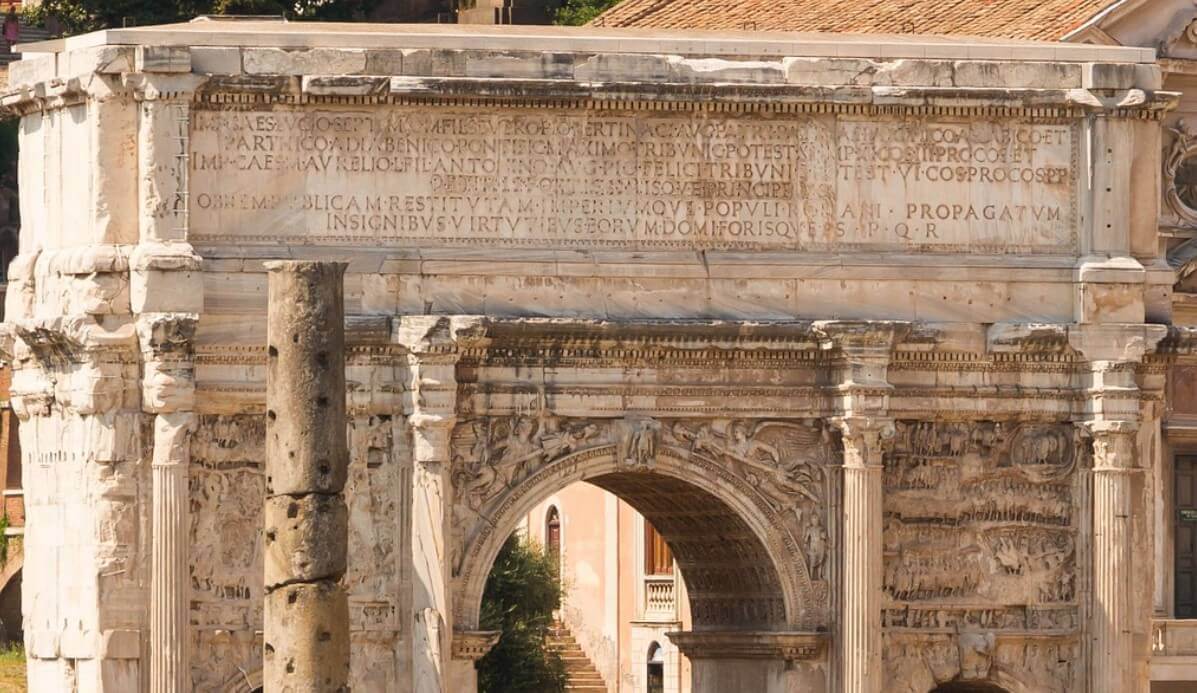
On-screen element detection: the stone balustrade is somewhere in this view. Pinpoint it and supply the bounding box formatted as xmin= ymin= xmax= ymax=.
xmin=643 ymin=576 xmax=678 ymax=621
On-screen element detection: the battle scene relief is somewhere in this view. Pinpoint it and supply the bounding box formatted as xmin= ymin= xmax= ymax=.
xmin=187 ymin=414 xmax=404 ymax=690
xmin=882 ymin=421 xmax=1086 ymax=691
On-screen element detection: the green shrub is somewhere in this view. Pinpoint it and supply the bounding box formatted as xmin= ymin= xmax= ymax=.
xmin=477 ymin=534 xmax=567 ymax=693
xmin=553 ymin=0 xmax=621 ymax=26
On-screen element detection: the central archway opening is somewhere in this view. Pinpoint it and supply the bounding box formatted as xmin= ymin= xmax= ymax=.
xmin=474 ymin=470 xmax=794 ymax=693
xmin=455 ymin=419 xmax=830 ymax=693
xmin=586 ymin=471 xmax=786 ymax=628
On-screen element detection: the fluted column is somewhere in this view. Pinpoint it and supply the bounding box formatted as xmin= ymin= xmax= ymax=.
xmin=150 ymin=412 xmax=195 ymax=693
xmin=815 ymin=320 xmax=906 ymax=693
xmin=1067 ymin=324 xmax=1166 ymax=693
xmin=133 ymin=67 xmax=206 ymax=693
xmin=1088 ymin=419 xmax=1137 ymax=693
xmin=137 ymin=313 xmax=198 ymax=693
xmin=835 ymin=418 xmax=890 ymax=693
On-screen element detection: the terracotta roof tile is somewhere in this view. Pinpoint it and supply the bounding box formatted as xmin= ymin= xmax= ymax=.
xmin=593 ymin=0 xmax=1114 ymax=41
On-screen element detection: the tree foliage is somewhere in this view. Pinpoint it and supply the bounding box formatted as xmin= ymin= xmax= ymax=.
xmin=23 ymin=0 xmax=378 ymax=36
xmin=477 ymin=534 xmax=567 ymax=693
xmin=553 ymin=0 xmax=620 ymax=26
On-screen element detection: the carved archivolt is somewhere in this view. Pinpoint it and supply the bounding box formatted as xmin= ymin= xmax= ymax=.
xmin=449 ymin=415 xmax=837 ymax=629
xmin=1165 ymin=119 xmax=1197 ymax=225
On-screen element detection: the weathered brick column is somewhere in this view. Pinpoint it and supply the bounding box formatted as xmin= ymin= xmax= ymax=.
xmin=263 ymin=262 xmax=350 ymax=691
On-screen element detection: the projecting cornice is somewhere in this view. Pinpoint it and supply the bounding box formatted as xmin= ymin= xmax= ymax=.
xmin=0 ymin=21 xmax=1176 ymax=117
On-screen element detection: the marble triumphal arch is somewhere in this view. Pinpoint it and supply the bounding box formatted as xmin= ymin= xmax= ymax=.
xmin=0 ymin=17 xmax=1189 ymax=693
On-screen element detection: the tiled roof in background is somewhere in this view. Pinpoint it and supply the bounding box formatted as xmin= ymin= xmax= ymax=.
xmin=593 ymin=0 xmax=1115 ymax=41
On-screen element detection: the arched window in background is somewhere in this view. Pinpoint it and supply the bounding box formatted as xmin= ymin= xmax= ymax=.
xmin=646 ymin=641 xmax=665 ymax=693
xmin=644 ymin=520 xmax=673 ymax=575
xmin=545 ymin=505 xmax=561 ymax=569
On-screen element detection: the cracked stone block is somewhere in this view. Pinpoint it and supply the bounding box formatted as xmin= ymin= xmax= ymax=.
xmin=264 ymin=493 xmax=349 ymax=589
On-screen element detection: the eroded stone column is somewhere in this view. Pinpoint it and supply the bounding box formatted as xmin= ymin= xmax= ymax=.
xmin=149 ymin=412 xmax=195 ymax=693
xmin=1089 ymin=418 xmax=1137 ymax=693
xmin=264 ymin=262 xmax=350 ymax=692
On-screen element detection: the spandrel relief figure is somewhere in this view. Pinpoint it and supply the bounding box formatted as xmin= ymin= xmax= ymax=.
xmin=616 ymin=416 xmax=660 ymax=469
xmin=802 ymin=508 xmax=828 ymax=581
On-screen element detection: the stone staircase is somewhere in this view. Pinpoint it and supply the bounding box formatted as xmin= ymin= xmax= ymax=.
xmin=548 ymin=621 xmax=607 ymax=692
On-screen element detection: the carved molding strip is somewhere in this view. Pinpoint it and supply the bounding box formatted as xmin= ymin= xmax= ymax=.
xmin=667 ymin=630 xmax=826 ymax=661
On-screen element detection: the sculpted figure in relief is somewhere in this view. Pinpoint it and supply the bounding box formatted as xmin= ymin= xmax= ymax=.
xmin=451 ymin=416 xmax=834 ymax=590
xmin=882 ymin=421 xmax=1082 ymax=634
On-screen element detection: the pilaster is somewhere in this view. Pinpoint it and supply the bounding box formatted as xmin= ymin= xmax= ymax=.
xmin=395 ymin=315 xmax=486 ymax=693
xmin=1069 ymin=323 xmax=1166 ymax=693
xmin=132 ymin=67 xmax=204 ymax=693
xmin=1086 ymin=419 xmax=1137 ymax=693
xmin=137 ymin=313 xmax=197 ymax=693
xmin=815 ymin=321 xmax=906 ymax=693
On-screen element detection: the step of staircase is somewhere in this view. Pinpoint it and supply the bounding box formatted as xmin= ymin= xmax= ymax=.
xmin=547 ymin=621 xmax=607 ymax=692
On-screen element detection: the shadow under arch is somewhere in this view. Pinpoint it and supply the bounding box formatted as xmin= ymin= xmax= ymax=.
xmin=454 ymin=444 xmax=816 ymax=632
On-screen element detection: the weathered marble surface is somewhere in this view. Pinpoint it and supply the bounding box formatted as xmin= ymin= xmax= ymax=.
xmin=0 ymin=20 xmax=1181 ymax=693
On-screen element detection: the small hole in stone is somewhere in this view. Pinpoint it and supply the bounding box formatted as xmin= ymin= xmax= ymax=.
xmin=289 ymin=451 xmax=295 ymax=459
xmin=317 ymin=396 xmax=329 ymax=408
xmin=265 ymin=530 xmax=276 ymax=543
xmin=319 ymin=631 xmax=331 ymax=642
xmin=292 ymin=333 xmax=299 ymax=343
xmin=267 ymin=410 xmax=277 ymax=422
xmin=268 ymin=345 xmax=278 ymax=358
xmin=287 ymin=503 xmax=298 ymax=519
xmin=319 ymin=459 xmax=330 ymax=475
xmin=286 ymin=660 xmax=295 ymax=674
xmin=288 ymin=591 xmax=298 ymax=604
xmin=265 ymin=644 xmax=275 ymax=656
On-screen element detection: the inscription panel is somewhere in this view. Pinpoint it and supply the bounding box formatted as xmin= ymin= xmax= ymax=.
xmin=190 ymin=106 xmax=1078 ymax=254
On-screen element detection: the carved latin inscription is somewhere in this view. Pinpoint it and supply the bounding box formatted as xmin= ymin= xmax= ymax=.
xmin=190 ymin=107 xmax=1077 ymax=253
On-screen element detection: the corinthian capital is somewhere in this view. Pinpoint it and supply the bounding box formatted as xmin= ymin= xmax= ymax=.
xmin=136 ymin=313 xmax=197 ymax=414
xmin=1083 ymin=420 xmax=1139 ymax=471
xmin=830 ymin=416 xmax=895 ymax=468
